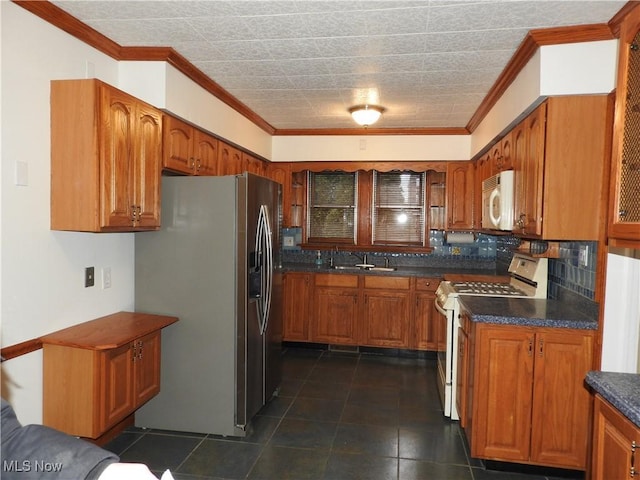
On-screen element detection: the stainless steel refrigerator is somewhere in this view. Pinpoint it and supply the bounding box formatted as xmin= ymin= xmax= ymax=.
xmin=134 ymin=173 xmax=282 ymax=437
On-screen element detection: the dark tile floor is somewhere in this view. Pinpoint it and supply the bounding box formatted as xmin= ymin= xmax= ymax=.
xmin=105 ymin=347 xmax=585 ymax=480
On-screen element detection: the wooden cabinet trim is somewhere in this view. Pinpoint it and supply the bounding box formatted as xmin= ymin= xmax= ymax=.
xmin=414 ymin=277 xmax=439 ymax=291
xmin=40 ymin=311 xmax=178 ymax=350
xmin=363 ymin=275 xmax=411 ymax=290
xmin=314 ymin=273 xmax=359 ymax=288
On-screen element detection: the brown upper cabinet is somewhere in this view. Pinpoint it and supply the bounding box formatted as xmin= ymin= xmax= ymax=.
xmin=217 ymin=142 xmax=244 ymax=176
xmin=266 ymin=163 xmax=294 ymax=226
xmin=243 ymin=151 xmax=267 ymax=176
xmin=446 ymin=162 xmax=475 ymax=230
xmin=163 ymin=115 xmax=218 ymax=176
xmin=609 ymin=9 xmax=640 ymax=245
xmin=475 ymin=95 xmax=610 ymax=240
xmin=514 ymin=96 xmax=611 ymax=240
xmin=51 ymin=79 xmax=162 ymax=232
xmin=476 ymin=95 xmax=610 ymax=241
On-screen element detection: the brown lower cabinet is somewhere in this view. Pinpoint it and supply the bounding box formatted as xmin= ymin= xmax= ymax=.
xmin=361 ymin=276 xmax=411 ymax=348
xmin=282 ymin=272 xmax=312 ymax=341
xmin=312 ymin=274 xmax=360 ymax=344
xmin=414 ymin=277 xmax=443 ymax=351
xmin=460 ymin=316 xmax=595 ymax=470
xmin=41 ymin=312 xmax=177 ymax=441
xmin=282 ymin=271 xmax=441 ymax=350
xmin=590 ymin=394 xmax=640 ymax=479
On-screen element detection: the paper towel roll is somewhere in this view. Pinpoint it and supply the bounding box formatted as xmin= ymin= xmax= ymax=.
xmin=446 ymin=232 xmax=475 ymax=244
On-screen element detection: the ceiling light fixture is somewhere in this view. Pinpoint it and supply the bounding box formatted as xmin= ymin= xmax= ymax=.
xmin=349 ymin=104 xmax=385 ymax=127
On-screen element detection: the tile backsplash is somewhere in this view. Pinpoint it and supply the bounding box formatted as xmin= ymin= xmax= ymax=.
xmin=281 ymin=231 xmax=498 ymax=270
xmin=280 ymin=230 xmax=598 ymax=301
xmin=548 ymin=241 xmax=597 ymax=301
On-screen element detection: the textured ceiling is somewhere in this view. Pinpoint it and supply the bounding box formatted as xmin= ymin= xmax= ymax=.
xmin=51 ymin=0 xmax=626 ymax=130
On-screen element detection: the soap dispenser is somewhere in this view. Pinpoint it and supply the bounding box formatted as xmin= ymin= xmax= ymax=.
xmin=315 ymin=250 xmax=323 ymax=267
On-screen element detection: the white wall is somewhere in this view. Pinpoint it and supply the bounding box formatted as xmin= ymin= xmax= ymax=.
xmin=0 ymin=1 xmax=139 ymax=423
xmin=272 ymin=134 xmax=470 ymax=162
xmin=539 ymin=40 xmax=618 ymax=96
xmin=601 ymin=252 xmax=640 ymax=373
xmin=470 ymin=51 xmax=542 ymax=155
xmin=119 ymin=62 xmax=273 ymax=160
xmin=470 ymin=40 xmax=618 ymax=157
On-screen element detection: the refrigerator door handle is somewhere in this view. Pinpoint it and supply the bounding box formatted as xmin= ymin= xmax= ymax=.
xmin=255 ymin=205 xmax=273 ymax=335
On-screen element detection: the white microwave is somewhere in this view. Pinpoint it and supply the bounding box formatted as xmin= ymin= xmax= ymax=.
xmin=481 ymin=170 xmax=515 ymax=231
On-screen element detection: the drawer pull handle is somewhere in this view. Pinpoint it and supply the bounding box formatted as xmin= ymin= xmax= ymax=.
xmin=632 ymin=441 xmax=637 ymax=477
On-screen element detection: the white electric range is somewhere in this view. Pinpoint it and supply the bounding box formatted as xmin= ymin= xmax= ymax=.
xmin=433 ymin=253 xmax=548 ymax=420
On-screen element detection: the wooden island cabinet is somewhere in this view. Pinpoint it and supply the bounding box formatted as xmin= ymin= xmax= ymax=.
xmin=460 ymin=318 xmax=595 ymax=470
xmin=40 ymin=312 xmax=178 ymax=443
xmin=590 ymin=394 xmax=640 ymax=479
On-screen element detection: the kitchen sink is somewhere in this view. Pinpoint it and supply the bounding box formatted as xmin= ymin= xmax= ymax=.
xmin=365 ymin=266 xmax=397 ymax=272
xmin=331 ymin=265 xmax=362 ymax=270
xmin=331 ymin=265 xmax=397 ymax=272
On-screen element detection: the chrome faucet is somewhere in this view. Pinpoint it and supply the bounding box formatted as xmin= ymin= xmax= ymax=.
xmin=352 ymin=252 xmax=370 ymax=266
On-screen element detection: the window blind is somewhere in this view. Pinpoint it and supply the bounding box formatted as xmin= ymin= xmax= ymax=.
xmin=307 ymin=172 xmax=357 ymax=242
xmin=372 ymin=171 xmax=425 ymax=245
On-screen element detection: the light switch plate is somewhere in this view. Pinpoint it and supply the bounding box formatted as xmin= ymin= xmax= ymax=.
xmin=15 ymin=161 xmax=28 ymax=186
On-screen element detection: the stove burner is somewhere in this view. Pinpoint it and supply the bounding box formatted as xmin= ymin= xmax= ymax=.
xmin=451 ymin=281 xmax=528 ymax=297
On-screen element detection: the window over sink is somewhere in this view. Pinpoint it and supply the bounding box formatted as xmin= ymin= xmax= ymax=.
xmin=305 ymin=169 xmax=430 ymax=249
xmin=307 ymin=171 xmax=357 ymax=244
xmin=372 ymin=171 xmax=426 ymax=246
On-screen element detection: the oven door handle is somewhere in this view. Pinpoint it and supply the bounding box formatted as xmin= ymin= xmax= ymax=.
xmin=434 ymin=298 xmax=449 ymax=317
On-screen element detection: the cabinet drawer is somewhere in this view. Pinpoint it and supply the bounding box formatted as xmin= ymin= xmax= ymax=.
xmin=415 ymin=277 xmax=440 ymax=291
xmin=364 ymin=275 xmax=410 ymax=290
xmin=315 ymin=273 xmax=358 ymax=288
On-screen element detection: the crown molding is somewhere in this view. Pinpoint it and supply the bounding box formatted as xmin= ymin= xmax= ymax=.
xmin=273 ymin=127 xmax=469 ymax=136
xmin=12 ymin=0 xmax=277 ymax=135
xmin=465 ymin=23 xmax=616 ymax=133
xmin=14 ymin=0 xmax=631 ymax=137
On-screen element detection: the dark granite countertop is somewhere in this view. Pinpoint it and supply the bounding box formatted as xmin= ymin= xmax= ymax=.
xmin=458 ymin=295 xmax=599 ymax=330
xmin=585 ymin=371 xmax=640 ymax=428
xmin=280 ymin=263 xmax=506 ymax=279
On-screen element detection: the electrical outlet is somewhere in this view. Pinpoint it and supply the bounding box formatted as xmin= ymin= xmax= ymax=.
xmin=85 ymin=266 xmax=95 ymax=288
xmin=102 ymin=267 xmax=112 ymax=289
xmin=579 ymin=245 xmax=589 ymax=267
